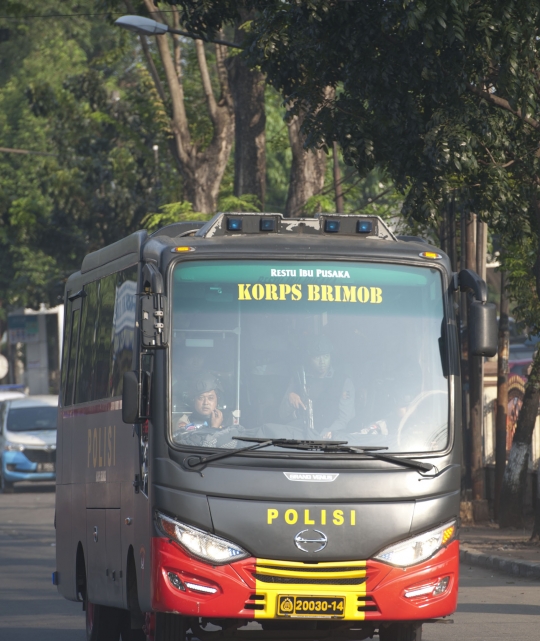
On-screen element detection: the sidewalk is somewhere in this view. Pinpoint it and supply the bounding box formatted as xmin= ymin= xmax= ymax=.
xmin=460 ymin=522 xmax=540 ymax=580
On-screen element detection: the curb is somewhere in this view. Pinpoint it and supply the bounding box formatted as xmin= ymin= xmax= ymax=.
xmin=460 ymin=546 xmax=540 ymax=581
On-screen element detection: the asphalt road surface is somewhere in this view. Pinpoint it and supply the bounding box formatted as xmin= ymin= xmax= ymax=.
xmin=1 ymin=485 xmax=540 ymax=641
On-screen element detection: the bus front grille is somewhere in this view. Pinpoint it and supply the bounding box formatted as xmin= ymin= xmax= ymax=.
xmin=253 ymin=559 xmax=367 ymax=586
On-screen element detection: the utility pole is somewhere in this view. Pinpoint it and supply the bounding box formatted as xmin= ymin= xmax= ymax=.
xmin=472 ymin=219 xmax=487 ymax=506
xmin=495 ymin=270 xmax=509 ymax=520
xmin=447 ymin=195 xmax=457 ymax=271
xmin=333 ymin=142 xmax=344 ymax=213
xmin=460 ymin=207 xmax=471 ymax=491
xmin=469 ymin=214 xmax=485 ymax=502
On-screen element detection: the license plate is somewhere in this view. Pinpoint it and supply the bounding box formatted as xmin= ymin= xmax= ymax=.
xmin=37 ymin=463 xmax=55 ymax=473
xmin=277 ymin=595 xmax=345 ymax=618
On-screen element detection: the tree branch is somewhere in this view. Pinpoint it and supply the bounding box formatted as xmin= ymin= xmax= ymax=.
xmin=468 ymin=84 xmax=540 ymax=129
xmin=195 ymin=40 xmax=218 ymax=125
xmin=142 ymin=0 xmax=191 ymax=163
xmin=137 ymin=34 xmax=167 ymax=106
xmin=171 ymin=6 xmax=182 ymax=84
xmin=214 ymin=39 xmax=232 ymax=104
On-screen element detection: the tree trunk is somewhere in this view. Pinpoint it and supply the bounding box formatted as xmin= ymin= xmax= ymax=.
xmin=226 ymin=13 xmax=266 ymax=209
xmin=138 ymin=1 xmax=234 ymax=214
xmin=333 ymin=141 xmax=344 ymax=213
xmin=285 ymin=110 xmax=327 ymax=218
xmin=499 ymin=348 xmax=540 ymax=528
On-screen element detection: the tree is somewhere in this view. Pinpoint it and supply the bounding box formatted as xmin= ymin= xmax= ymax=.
xmin=116 ymin=0 xmax=235 ymax=213
xmin=284 ymin=109 xmax=327 ymax=217
xmin=0 ymin=0 xmax=179 ymax=314
xmin=225 ymin=10 xmax=266 ymax=209
xmin=171 ymin=1 xmax=330 ymax=216
xmin=242 ymin=0 xmax=540 ymax=526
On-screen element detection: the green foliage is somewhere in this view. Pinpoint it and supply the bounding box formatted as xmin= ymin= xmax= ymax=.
xmin=141 ymin=202 xmax=211 ymax=232
xmin=218 ymin=193 xmax=261 ymax=212
xmin=0 ymin=0 xmax=180 ymax=310
xmin=265 ymin=84 xmax=292 ymax=212
xmin=303 ymin=194 xmax=334 ymax=216
xmin=500 ymin=233 xmax=540 ymax=336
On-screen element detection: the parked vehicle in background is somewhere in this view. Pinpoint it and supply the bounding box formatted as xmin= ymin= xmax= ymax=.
xmin=0 ymin=395 xmax=58 ymax=493
xmin=0 ymin=384 xmax=25 ymax=403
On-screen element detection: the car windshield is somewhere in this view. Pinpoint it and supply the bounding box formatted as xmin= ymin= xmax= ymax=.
xmin=171 ymin=260 xmax=448 ymax=454
xmin=7 ymin=406 xmax=58 ymax=432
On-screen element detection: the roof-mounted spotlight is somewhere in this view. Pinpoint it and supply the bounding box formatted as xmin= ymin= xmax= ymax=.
xmin=324 ymin=219 xmax=340 ymax=233
xmin=226 ymin=218 xmax=243 ymax=232
xmin=260 ymin=218 xmax=276 ymax=232
xmin=356 ymin=220 xmax=373 ymax=234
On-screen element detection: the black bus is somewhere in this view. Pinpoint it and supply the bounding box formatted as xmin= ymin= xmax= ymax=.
xmin=55 ymin=213 xmax=496 ymax=641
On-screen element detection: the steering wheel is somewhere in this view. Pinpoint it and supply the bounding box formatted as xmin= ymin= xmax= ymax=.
xmin=397 ymin=390 xmax=448 ymax=450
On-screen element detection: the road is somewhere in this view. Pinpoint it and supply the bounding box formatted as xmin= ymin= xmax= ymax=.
xmin=1 ymin=486 xmax=539 ymax=640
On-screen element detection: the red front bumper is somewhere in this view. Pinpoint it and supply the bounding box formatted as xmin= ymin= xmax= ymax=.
xmin=151 ymin=537 xmax=459 ymax=621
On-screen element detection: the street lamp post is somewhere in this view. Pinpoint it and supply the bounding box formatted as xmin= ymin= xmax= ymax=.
xmin=115 ymin=15 xmax=243 ymax=49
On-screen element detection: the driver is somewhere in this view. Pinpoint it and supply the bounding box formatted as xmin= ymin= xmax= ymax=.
xmin=173 ymin=374 xmax=240 ymax=449
xmin=279 ymin=336 xmax=355 ymax=438
xmin=177 ymin=373 xmax=225 ymax=431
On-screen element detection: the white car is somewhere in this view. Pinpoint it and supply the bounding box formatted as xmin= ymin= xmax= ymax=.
xmin=0 ymin=395 xmax=58 ymax=493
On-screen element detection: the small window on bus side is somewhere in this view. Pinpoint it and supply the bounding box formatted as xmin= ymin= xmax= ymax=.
xmin=111 ymin=267 xmax=138 ymax=396
xmin=93 ymin=274 xmax=116 ymax=400
xmin=74 ymin=266 xmax=138 ymax=404
xmin=65 ymin=307 xmax=80 ymax=406
xmin=75 ymin=280 xmax=99 ymax=404
xmin=60 ymin=299 xmax=72 ymax=403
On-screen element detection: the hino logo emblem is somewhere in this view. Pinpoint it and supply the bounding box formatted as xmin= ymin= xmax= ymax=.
xmin=294 ymin=529 xmax=328 ymax=553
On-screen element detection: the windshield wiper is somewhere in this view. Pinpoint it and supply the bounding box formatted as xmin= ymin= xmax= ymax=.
xmin=319 ymin=442 xmax=434 ymax=473
xmin=236 ymin=437 xmax=434 ymax=473
xmin=184 ymin=437 xmax=356 ymax=469
xmin=182 ymin=436 xmax=433 ymax=473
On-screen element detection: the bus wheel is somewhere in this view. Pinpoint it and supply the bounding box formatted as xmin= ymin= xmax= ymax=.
xmin=379 ymin=623 xmax=422 ymax=641
xmin=86 ymin=599 xmax=122 ymax=641
xmin=0 ymin=472 xmax=14 ymax=494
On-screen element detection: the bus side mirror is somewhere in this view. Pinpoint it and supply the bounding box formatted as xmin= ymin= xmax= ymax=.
xmin=469 ymin=301 xmax=498 ymax=357
xmin=122 ymin=371 xmax=140 ymax=424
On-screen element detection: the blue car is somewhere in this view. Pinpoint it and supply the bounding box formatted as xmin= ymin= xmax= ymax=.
xmin=0 ymin=395 xmax=58 ymax=493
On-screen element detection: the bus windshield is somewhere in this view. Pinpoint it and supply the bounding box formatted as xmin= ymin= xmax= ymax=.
xmin=171 ymin=260 xmax=448 ymax=454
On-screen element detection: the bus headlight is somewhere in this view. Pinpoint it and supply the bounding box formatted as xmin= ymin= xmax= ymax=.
xmin=374 ymin=520 xmax=457 ymax=568
xmin=156 ymin=512 xmax=249 ymax=565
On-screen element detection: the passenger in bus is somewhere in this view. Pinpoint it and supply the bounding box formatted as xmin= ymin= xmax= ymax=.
xmin=279 ymin=336 xmax=355 ymax=438
xmin=173 ymin=373 xmax=240 ymax=448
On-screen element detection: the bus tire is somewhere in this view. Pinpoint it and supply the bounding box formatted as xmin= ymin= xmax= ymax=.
xmin=0 ymin=471 xmax=14 ymax=494
xmin=154 ymin=613 xmax=185 ymax=641
xmin=86 ymin=600 xmax=122 ymax=641
xmin=379 ymin=623 xmax=422 ymax=641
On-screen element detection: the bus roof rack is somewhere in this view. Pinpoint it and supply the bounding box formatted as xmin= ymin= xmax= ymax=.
xmin=196 ymin=212 xmax=397 ymax=241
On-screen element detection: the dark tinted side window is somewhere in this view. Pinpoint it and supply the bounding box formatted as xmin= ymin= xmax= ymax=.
xmin=65 ymin=308 xmax=80 ymax=406
xmin=60 ymin=300 xmax=72 ymax=399
xmin=74 ymin=266 xmax=138 ymax=404
xmin=93 ymin=274 xmax=116 ymax=400
xmin=75 ymin=281 xmax=99 ymax=404
xmin=111 ymin=270 xmax=137 ymax=396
